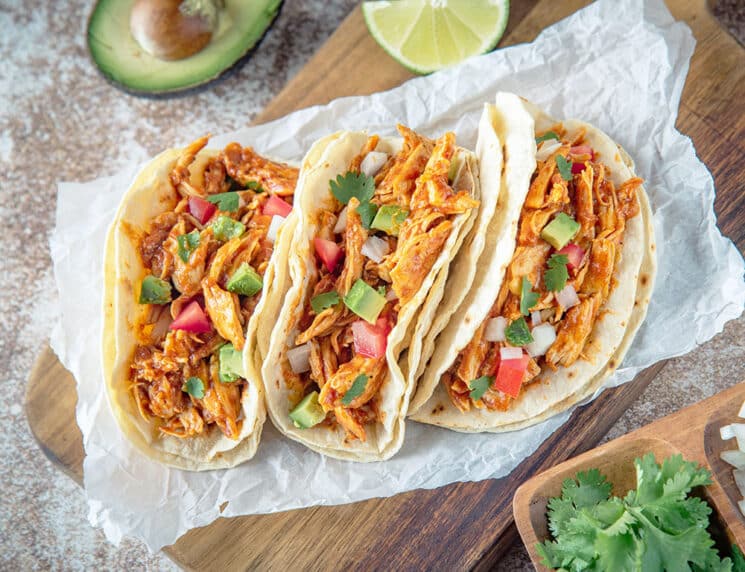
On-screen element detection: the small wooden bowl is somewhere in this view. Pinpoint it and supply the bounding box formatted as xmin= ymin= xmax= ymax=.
xmin=513 ymin=381 xmax=745 ymax=570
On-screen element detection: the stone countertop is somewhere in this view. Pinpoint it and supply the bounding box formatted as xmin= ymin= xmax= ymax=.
xmin=2 ymin=1 xmax=743 ymax=570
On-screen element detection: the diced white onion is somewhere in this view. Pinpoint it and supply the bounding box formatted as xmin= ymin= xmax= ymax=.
xmin=536 ymin=140 xmax=562 ymax=162
xmin=267 ymin=215 xmax=286 ymax=243
xmin=385 ymin=288 xmax=398 ymax=301
xmin=287 ymin=343 xmax=311 ymax=374
xmin=360 ymin=151 xmax=389 ymax=177
xmin=721 ymin=424 xmax=736 ymax=440
xmin=531 ymin=311 xmax=542 ymax=327
xmin=739 ymin=500 xmax=745 ymax=517
xmin=361 ymin=236 xmax=390 ymax=263
xmin=739 ymin=399 xmax=745 ymax=419
xmin=526 ymin=323 xmax=557 ymax=357
xmin=721 ymin=449 xmax=745 ymax=469
xmin=484 ymin=317 xmax=507 ymax=342
xmin=500 ymin=346 xmax=523 ymax=361
xmin=333 ymin=207 xmax=348 ymax=234
xmin=556 ymin=284 xmax=580 ymax=309
xmin=735 ymin=469 xmax=745 ymax=498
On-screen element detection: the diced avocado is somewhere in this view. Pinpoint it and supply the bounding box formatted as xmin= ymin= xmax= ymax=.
xmin=218 ymin=343 xmax=244 ymax=383
xmin=138 ymin=275 xmax=172 ymax=304
xmin=87 ymin=0 xmax=283 ymax=95
xmin=344 ymin=279 xmax=386 ymax=324
xmin=289 ymin=391 xmax=326 ymax=429
xmin=540 ymin=213 xmax=580 ymax=250
xmin=211 ymin=215 xmax=245 ymax=241
xmin=371 ymin=205 xmax=408 ymax=236
xmin=226 ymin=263 xmax=263 ymax=297
xmin=177 ymin=230 xmax=200 ymax=262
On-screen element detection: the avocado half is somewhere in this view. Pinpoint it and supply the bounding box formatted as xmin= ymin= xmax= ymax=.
xmin=88 ymin=0 xmax=282 ymax=95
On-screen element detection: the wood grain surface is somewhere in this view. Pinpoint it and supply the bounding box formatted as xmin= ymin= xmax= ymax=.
xmin=514 ymin=381 xmax=745 ymax=570
xmin=24 ymin=0 xmax=745 ymax=570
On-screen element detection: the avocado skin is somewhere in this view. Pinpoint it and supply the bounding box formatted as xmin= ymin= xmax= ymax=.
xmin=87 ymin=0 xmax=285 ymax=97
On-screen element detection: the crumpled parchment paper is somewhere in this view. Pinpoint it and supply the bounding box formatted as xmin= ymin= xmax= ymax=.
xmin=50 ymin=0 xmax=745 ymax=551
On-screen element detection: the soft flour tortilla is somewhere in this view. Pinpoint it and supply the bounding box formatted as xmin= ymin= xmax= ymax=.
xmin=261 ymin=130 xmax=481 ymax=461
xmin=102 ymin=145 xmax=296 ymax=470
xmin=411 ymin=99 xmax=656 ymax=432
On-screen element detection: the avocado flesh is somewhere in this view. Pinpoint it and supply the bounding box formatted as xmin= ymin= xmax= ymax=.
xmin=227 ymin=262 xmax=263 ymax=296
xmin=88 ymin=0 xmax=282 ymax=94
xmin=344 ymin=279 xmax=386 ymax=324
xmin=540 ymin=213 xmax=580 ymax=250
xmin=219 ymin=343 xmax=244 ymax=382
xmin=289 ymin=392 xmax=325 ymax=429
xmin=139 ymin=275 xmax=172 ymax=304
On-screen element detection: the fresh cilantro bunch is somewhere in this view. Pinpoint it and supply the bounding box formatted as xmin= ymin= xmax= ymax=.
xmin=537 ymin=454 xmax=737 ymax=571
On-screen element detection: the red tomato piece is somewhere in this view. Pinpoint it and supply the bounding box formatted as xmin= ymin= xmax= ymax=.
xmin=570 ymin=145 xmax=594 ymax=158
xmin=263 ymin=195 xmax=292 ymax=218
xmin=352 ymin=317 xmax=390 ymax=358
xmin=571 ymin=161 xmax=587 ymax=174
xmin=188 ymin=196 xmax=217 ymax=224
xmin=557 ymin=243 xmax=585 ymax=272
xmin=493 ymin=354 xmax=530 ymax=398
xmin=169 ymin=300 xmax=211 ymax=333
xmin=313 ymin=238 xmax=343 ymax=273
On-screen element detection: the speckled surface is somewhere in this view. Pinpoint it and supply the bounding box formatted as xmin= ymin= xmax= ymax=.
xmin=2 ymin=1 xmax=743 ymax=570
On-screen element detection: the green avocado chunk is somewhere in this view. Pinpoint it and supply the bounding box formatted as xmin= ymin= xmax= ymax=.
xmin=540 ymin=213 xmax=580 ymax=250
xmin=138 ymin=275 xmax=172 ymax=304
xmin=371 ymin=205 xmax=408 ymax=236
xmin=87 ymin=0 xmax=283 ymax=95
xmin=211 ymin=215 xmax=245 ymax=241
xmin=218 ymin=343 xmax=244 ymax=383
xmin=226 ymin=263 xmax=263 ymax=296
xmin=289 ymin=391 xmax=325 ymax=429
xmin=343 ymin=279 xmax=386 ymax=324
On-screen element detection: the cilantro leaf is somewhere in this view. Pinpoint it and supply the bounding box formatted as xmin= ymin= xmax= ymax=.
xmin=733 ymin=544 xmax=745 ymax=572
xmin=556 ymin=154 xmax=573 ymax=181
xmin=246 ymin=180 xmax=264 ymax=192
xmin=467 ymin=376 xmax=493 ymax=401
xmin=177 ymin=230 xmax=200 ymax=262
xmin=595 ymin=531 xmax=638 ymax=572
xmin=545 ymin=254 xmax=569 ymax=293
xmin=520 ymin=276 xmax=539 ymax=316
xmin=562 ymin=469 xmax=612 ymax=509
xmin=329 ymin=171 xmax=375 ymax=205
xmin=341 ymin=374 xmax=369 ymax=405
xmin=357 ymin=201 xmax=379 ymax=230
xmin=206 ymin=191 xmax=240 ymax=212
xmin=182 ymin=376 xmax=205 ymax=399
xmin=536 ymin=131 xmax=560 ymax=144
xmin=505 ymin=316 xmax=533 ymax=347
xmin=311 ymin=291 xmax=339 ymax=314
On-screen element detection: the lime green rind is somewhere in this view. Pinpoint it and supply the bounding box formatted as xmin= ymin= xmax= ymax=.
xmin=88 ymin=0 xmax=282 ymax=95
xmin=362 ymin=0 xmax=510 ymax=75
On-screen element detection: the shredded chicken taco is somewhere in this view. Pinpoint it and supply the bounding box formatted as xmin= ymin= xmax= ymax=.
xmin=102 ymin=136 xmax=302 ymax=470
xmin=260 ymin=126 xmax=481 ymax=460
xmin=410 ymin=95 xmax=656 ymax=432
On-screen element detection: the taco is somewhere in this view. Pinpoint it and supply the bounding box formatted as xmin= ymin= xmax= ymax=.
xmin=102 ymin=136 xmax=303 ymax=470
xmin=259 ymin=126 xmax=483 ymax=461
xmin=410 ymin=95 xmax=656 ymax=432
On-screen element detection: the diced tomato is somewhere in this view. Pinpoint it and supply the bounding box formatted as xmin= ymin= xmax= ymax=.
xmin=558 ymin=243 xmax=585 ymax=272
xmin=263 ymin=195 xmax=292 ymax=218
xmin=493 ymin=354 xmax=530 ymax=398
xmin=313 ymin=238 xmax=343 ymax=273
xmin=169 ymin=300 xmax=211 ymax=333
xmin=188 ymin=196 xmax=217 ymax=224
xmin=571 ymin=161 xmax=587 ymax=174
xmin=352 ymin=317 xmax=390 ymax=358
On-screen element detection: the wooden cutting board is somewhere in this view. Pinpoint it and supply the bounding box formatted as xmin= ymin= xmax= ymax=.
xmin=25 ymin=0 xmax=745 ymax=569
xmin=514 ymin=380 xmax=745 ymax=570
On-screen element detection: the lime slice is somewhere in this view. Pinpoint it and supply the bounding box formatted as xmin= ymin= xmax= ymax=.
xmin=362 ymin=0 xmax=510 ymax=74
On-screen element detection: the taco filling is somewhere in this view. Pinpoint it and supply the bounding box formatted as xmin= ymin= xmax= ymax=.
xmin=130 ymin=136 xmax=298 ymax=439
xmin=283 ymin=126 xmax=478 ymax=441
xmin=444 ymin=125 xmax=642 ymax=412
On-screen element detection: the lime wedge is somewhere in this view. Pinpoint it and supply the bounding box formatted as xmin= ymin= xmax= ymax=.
xmin=362 ymin=0 xmax=510 ymax=74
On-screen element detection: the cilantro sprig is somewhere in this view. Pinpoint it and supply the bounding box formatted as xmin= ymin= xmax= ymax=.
xmin=468 ymin=376 xmax=493 ymax=401
xmin=555 ymin=155 xmax=573 ymax=181
xmin=520 ymin=277 xmax=539 ymax=316
xmin=537 ymin=453 xmax=735 ymax=572
xmin=536 ymin=131 xmax=560 ymax=144
xmin=311 ymin=291 xmax=340 ymax=314
xmin=545 ymin=254 xmax=569 ymax=293
xmin=341 ymin=374 xmax=369 ymax=405
xmin=330 ymin=172 xmax=375 ymax=205
xmin=182 ymin=376 xmax=205 ymax=399
xmin=206 ymin=191 xmax=240 ymax=212
xmin=505 ymin=317 xmax=533 ymax=347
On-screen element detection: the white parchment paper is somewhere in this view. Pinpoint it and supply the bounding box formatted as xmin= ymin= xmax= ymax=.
xmin=50 ymin=0 xmax=745 ymax=550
